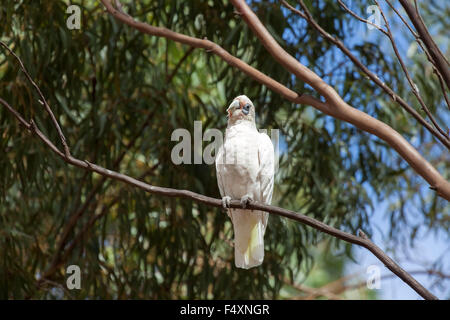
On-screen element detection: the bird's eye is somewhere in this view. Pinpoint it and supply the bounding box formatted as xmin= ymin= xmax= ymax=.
xmin=242 ymin=103 xmax=250 ymax=115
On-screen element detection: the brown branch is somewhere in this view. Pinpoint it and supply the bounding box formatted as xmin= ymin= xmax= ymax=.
xmin=97 ymin=1 xmax=334 ymax=116
xmin=374 ymin=0 xmax=449 ymax=140
xmin=281 ymin=0 xmax=450 ymax=148
xmin=228 ymin=0 xmax=450 ymax=200
xmin=384 ymin=0 xmax=450 ymax=111
xmin=0 ymin=95 xmax=438 ymax=300
xmin=0 ymin=41 xmax=71 ymax=158
xmin=100 ymin=0 xmax=450 ymax=200
xmin=288 ymin=268 xmax=449 ymax=300
xmin=44 ymin=109 xmax=155 ymax=278
xmin=398 ymin=0 xmax=450 ymax=89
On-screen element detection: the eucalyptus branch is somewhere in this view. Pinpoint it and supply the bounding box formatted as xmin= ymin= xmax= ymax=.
xmin=45 ymin=109 xmax=155 ymax=279
xmin=0 ymin=41 xmax=71 ymax=158
xmin=384 ymin=0 xmax=450 ymax=111
xmin=41 ymin=163 xmax=159 ymax=282
xmin=398 ymin=0 xmax=450 ymax=89
xmin=337 ymin=0 xmax=388 ymax=36
xmin=281 ymin=0 xmax=450 ymax=147
xmin=374 ymin=0 xmax=449 ymax=140
xmin=0 ymin=3 xmax=445 ymax=300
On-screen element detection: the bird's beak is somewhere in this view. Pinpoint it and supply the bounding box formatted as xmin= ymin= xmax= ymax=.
xmin=227 ymin=100 xmax=240 ymax=117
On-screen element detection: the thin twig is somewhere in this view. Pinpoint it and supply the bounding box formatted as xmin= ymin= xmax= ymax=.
xmin=398 ymin=0 xmax=450 ymax=88
xmin=374 ymin=0 xmax=449 ymax=139
xmin=337 ymin=0 xmax=388 ymax=36
xmin=41 ymin=163 xmax=159 ymax=282
xmin=44 ymin=109 xmax=155 ymax=278
xmin=0 ymin=41 xmax=71 ymax=158
xmin=281 ymin=0 xmax=450 ymax=148
xmin=384 ymin=0 xmax=450 ymax=111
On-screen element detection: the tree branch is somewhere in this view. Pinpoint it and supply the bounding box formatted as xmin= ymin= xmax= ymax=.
xmin=0 ymin=41 xmax=71 ymax=158
xmin=384 ymin=0 xmax=450 ymax=111
xmin=281 ymin=0 xmax=450 ymax=148
xmin=44 ymin=109 xmax=155 ymax=280
xmin=398 ymin=0 xmax=450 ymax=90
xmin=336 ymin=0 xmax=388 ymax=36
xmin=374 ymin=0 xmax=449 ymax=140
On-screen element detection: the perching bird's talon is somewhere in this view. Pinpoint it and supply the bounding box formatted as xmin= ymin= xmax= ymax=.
xmin=240 ymin=195 xmax=253 ymax=209
xmin=222 ymin=196 xmax=232 ymax=209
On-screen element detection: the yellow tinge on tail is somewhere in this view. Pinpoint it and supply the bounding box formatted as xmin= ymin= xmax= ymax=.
xmin=231 ymin=209 xmax=267 ymax=269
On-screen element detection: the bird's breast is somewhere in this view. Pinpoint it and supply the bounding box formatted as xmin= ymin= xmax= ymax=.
xmin=217 ymin=125 xmax=260 ymax=199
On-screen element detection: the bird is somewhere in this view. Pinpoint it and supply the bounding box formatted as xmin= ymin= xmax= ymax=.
xmin=215 ymin=95 xmax=274 ymax=269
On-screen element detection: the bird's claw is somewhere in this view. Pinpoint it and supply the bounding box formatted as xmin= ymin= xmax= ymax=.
xmin=222 ymin=196 xmax=232 ymax=209
xmin=240 ymin=195 xmax=253 ymax=209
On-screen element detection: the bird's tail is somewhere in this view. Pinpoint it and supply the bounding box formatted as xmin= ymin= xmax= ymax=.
xmin=230 ymin=209 xmax=267 ymax=269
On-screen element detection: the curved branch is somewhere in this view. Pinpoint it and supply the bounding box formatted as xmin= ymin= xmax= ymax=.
xmin=98 ymin=0 xmax=334 ymax=115
xmin=373 ymin=0 xmax=449 ymax=140
xmin=228 ymin=0 xmax=450 ymax=200
xmin=398 ymin=0 xmax=450 ymax=89
xmin=384 ymin=0 xmax=450 ymax=111
xmin=0 ymin=95 xmax=438 ymax=300
xmin=0 ymin=41 xmax=71 ymax=158
xmin=281 ymin=0 xmax=450 ymax=148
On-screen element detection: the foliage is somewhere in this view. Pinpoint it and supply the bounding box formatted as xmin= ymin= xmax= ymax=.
xmin=0 ymin=0 xmax=447 ymax=299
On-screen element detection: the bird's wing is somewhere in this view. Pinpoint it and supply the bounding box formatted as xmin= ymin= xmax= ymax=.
xmin=258 ymin=132 xmax=274 ymax=204
xmin=215 ymin=144 xmax=225 ymax=198
xmin=257 ymin=132 xmax=274 ymax=230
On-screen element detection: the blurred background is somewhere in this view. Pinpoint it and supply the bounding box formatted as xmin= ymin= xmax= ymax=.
xmin=0 ymin=0 xmax=448 ymax=299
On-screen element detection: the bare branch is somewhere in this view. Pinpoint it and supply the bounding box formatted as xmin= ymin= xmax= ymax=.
xmin=97 ymin=0 xmax=331 ymax=115
xmin=281 ymin=0 xmax=450 ymax=148
xmin=44 ymin=109 xmax=155 ymax=277
xmin=384 ymin=0 xmax=450 ymax=111
xmin=0 ymin=41 xmax=71 ymax=158
xmin=0 ymin=2 xmax=445 ymax=300
xmin=398 ymin=0 xmax=450 ymax=89
xmin=374 ymin=0 xmax=449 ymax=140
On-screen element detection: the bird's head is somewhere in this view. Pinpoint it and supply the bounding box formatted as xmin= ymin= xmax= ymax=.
xmin=226 ymin=95 xmax=255 ymax=125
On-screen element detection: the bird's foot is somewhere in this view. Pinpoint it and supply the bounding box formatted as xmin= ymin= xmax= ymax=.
xmin=240 ymin=195 xmax=253 ymax=209
xmin=221 ymin=196 xmax=232 ymax=209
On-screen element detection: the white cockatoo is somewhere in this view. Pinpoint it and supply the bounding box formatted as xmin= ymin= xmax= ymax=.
xmin=215 ymin=95 xmax=274 ymax=269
